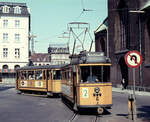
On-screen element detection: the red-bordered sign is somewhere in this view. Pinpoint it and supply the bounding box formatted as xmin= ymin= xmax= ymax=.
xmin=125 ymin=50 xmax=142 ymax=68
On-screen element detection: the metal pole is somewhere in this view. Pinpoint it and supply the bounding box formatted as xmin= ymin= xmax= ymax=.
xmin=133 ymin=68 xmax=137 ymax=121
xmin=139 ymin=14 xmax=142 ymax=87
xmin=133 ymin=68 xmax=136 ymax=98
xmin=106 ymin=27 xmax=109 ymax=57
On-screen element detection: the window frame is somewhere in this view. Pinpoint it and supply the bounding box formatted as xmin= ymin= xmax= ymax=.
xmin=15 ymin=48 xmax=20 ymax=58
xmin=14 ymin=6 xmax=21 ymax=14
xmin=15 ymin=34 xmax=20 ymax=42
xmin=3 ymin=48 xmax=8 ymax=58
xmin=2 ymin=6 xmax=10 ymax=13
xmin=3 ymin=33 xmax=8 ymax=42
xmin=3 ymin=20 xmax=8 ymax=28
xmin=15 ymin=20 xmax=20 ymax=28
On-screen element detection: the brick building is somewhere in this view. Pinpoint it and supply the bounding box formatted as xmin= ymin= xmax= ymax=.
xmin=95 ymin=0 xmax=150 ymax=90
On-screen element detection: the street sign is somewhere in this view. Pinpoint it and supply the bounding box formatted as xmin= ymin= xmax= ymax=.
xmin=125 ymin=50 xmax=142 ymax=68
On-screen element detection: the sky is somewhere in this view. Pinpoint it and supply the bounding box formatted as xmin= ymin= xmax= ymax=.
xmin=1 ymin=0 xmax=107 ymax=53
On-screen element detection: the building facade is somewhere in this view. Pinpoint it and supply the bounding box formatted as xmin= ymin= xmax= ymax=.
xmin=95 ymin=0 xmax=150 ymax=90
xmin=0 ymin=2 xmax=30 ymax=84
xmin=30 ymin=53 xmax=51 ymax=66
xmin=48 ymin=44 xmax=70 ymax=65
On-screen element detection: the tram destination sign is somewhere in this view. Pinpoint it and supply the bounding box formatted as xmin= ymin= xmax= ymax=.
xmin=125 ymin=50 xmax=142 ymax=68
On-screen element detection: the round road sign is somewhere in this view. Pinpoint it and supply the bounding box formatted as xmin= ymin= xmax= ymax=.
xmin=125 ymin=50 xmax=142 ymax=68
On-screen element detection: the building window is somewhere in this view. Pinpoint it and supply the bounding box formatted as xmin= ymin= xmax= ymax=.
xmin=15 ymin=34 xmax=20 ymax=42
xmin=3 ymin=33 xmax=8 ymax=42
xmin=3 ymin=48 xmax=8 ymax=58
xmin=3 ymin=20 xmax=8 ymax=28
xmin=15 ymin=48 xmax=20 ymax=58
xmin=15 ymin=20 xmax=20 ymax=28
xmin=14 ymin=6 xmax=21 ymax=14
xmin=2 ymin=6 xmax=10 ymax=13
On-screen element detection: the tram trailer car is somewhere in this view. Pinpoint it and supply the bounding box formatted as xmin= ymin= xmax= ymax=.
xmin=61 ymin=51 xmax=112 ymax=114
xmin=16 ymin=65 xmax=62 ymax=96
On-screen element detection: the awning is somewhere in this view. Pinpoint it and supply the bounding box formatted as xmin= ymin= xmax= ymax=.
xmin=0 ymin=69 xmax=15 ymax=73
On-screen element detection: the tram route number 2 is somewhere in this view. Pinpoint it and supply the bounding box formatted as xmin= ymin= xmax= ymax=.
xmin=82 ymin=88 xmax=89 ymax=98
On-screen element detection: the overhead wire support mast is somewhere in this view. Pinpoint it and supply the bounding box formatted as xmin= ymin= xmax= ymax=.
xmin=29 ymin=34 xmax=37 ymax=55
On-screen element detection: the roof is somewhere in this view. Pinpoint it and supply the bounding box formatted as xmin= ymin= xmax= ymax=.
xmin=0 ymin=2 xmax=30 ymax=16
xmin=17 ymin=65 xmax=64 ymax=71
xmin=140 ymin=1 xmax=150 ymax=10
xmin=94 ymin=18 xmax=108 ymax=34
xmin=0 ymin=2 xmax=26 ymax=6
xmin=30 ymin=53 xmax=50 ymax=62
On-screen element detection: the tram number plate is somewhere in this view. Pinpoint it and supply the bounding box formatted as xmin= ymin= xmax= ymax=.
xmin=82 ymin=88 xmax=89 ymax=98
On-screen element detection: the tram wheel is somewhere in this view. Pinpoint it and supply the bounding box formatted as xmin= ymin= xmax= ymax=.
xmin=97 ymin=107 xmax=104 ymax=114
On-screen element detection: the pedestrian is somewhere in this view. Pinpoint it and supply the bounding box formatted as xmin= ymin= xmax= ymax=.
xmin=121 ymin=78 xmax=125 ymax=90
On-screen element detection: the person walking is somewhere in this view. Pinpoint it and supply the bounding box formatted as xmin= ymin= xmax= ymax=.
xmin=121 ymin=78 xmax=125 ymax=90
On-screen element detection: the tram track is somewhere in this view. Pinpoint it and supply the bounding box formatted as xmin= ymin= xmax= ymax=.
xmin=92 ymin=115 xmax=99 ymax=122
xmin=69 ymin=113 xmax=101 ymax=122
xmin=69 ymin=113 xmax=78 ymax=122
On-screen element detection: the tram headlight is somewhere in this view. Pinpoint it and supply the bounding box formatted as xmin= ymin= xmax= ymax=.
xmin=94 ymin=87 xmax=100 ymax=93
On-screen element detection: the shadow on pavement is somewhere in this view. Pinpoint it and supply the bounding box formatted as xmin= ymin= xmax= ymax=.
xmin=137 ymin=105 xmax=150 ymax=121
xmin=78 ymin=108 xmax=111 ymax=116
xmin=0 ymin=86 xmax=14 ymax=92
xmin=116 ymin=114 xmax=128 ymax=117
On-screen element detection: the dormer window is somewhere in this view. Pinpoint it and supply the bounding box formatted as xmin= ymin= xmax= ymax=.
xmin=2 ymin=5 xmax=10 ymax=13
xmin=14 ymin=6 xmax=21 ymax=14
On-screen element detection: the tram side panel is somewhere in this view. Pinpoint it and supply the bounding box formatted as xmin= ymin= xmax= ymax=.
xmin=61 ymin=67 xmax=74 ymax=101
xmin=47 ymin=69 xmax=62 ymax=94
xmin=17 ymin=69 xmax=47 ymax=92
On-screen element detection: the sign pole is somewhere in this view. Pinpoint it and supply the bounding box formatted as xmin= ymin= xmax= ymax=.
xmin=132 ymin=68 xmax=137 ymax=121
xmin=133 ymin=68 xmax=136 ymax=99
xmin=125 ymin=50 xmax=142 ymax=121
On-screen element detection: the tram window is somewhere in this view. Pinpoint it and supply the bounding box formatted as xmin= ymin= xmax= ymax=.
xmin=47 ymin=70 xmax=50 ymax=80
xmin=16 ymin=72 xmax=20 ymax=80
xmin=43 ymin=70 xmax=46 ymax=80
xmin=69 ymin=71 xmax=72 ymax=80
xmin=21 ymin=71 xmax=27 ymax=80
xmin=28 ymin=71 xmax=35 ymax=80
xmin=80 ymin=66 xmax=102 ymax=83
xmin=64 ymin=72 xmax=67 ymax=79
xmin=53 ymin=70 xmax=61 ymax=80
xmin=103 ymin=66 xmax=110 ymax=82
xmin=35 ymin=71 xmax=42 ymax=80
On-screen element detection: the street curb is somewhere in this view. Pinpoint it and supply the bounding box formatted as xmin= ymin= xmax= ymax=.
xmin=112 ymin=87 xmax=150 ymax=96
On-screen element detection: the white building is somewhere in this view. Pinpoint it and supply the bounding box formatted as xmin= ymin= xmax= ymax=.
xmin=0 ymin=2 xmax=30 ymax=84
xmin=48 ymin=44 xmax=70 ymax=65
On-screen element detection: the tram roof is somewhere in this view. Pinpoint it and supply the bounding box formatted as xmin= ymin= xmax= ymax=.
xmin=17 ymin=65 xmax=64 ymax=71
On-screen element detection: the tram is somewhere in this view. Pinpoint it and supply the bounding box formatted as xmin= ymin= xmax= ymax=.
xmin=61 ymin=51 xmax=112 ymax=114
xmin=16 ymin=65 xmax=62 ymax=96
